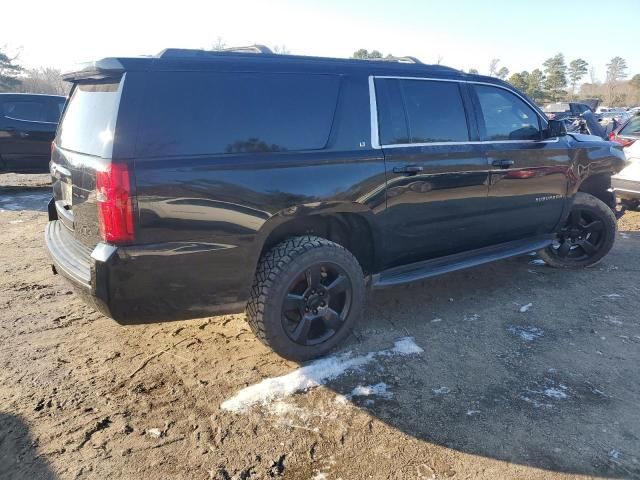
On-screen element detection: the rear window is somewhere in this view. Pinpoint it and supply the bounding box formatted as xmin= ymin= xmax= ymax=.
xmin=375 ymin=78 xmax=469 ymax=145
xmin=138 ymin=72 xmax=340 ymax=157
xmin=56 ymin=78 xmax=123 ymax=157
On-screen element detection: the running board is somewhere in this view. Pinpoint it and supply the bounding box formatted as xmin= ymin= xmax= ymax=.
xmin=371 ymin=237 xmax=553 ymax=289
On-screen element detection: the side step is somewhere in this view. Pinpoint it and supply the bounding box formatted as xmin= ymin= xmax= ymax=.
xmin=371 ymin=236 xmax=553 ymax=289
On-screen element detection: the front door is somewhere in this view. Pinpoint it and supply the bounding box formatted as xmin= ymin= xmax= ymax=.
xmin=373 ymin=77 xmax=491 ymax=268
xmin=469 ymin=84 xmax=570 ymax=244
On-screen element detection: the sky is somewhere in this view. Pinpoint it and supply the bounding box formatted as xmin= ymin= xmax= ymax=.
xmin=3 ymin=0 xmax=639 ymax=82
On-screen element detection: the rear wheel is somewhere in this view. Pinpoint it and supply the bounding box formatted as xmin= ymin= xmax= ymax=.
xmin=538 ymin=192 xmax=617 ymax=268
xmin=246 ymin=236 xmax=365 ymax=361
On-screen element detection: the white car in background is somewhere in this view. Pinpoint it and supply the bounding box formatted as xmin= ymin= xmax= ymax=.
xmin=612 ymin=141 xmax=640 ymax=210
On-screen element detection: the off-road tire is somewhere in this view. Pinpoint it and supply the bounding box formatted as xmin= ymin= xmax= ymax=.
xmin=538 ymin=192 xmax=617 ymax=269
xmin=246 ymin=236 xmax=365 ymax=361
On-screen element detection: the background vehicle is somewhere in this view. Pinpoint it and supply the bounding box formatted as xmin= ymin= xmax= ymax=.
xmin=543 ymin=102 xmax=593 ymax=121
xmin=612 ymin=141 xmax=640 ymax=210
xmin=609 ymin=113 xmax=640 ymax=147
xmin=0 ymin=93 xmax=66 ymax=172
xmin=45 ymin=47 xmax=625 ymax=360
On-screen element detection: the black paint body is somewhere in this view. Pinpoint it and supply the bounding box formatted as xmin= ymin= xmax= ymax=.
xmin=44 ymin=50 xmax=626 ymax=322
xmin=0 ymin=93 xmax=66 ymax=172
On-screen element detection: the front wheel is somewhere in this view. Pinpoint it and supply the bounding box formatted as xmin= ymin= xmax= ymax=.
xmin=538 ymin=192 xmax=617 ymax=269
xmin=246 ymin=236 xmax=365 ymax=361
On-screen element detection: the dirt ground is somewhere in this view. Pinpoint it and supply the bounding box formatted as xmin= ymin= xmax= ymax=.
xmin=1 ymin=173 xmax=639 ymax=480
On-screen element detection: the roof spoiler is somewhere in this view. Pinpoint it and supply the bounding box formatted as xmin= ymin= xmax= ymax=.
xmin=61 ymin=58 xmax=125 ymax=82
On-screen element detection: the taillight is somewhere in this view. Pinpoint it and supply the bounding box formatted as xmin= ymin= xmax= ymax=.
xmin=96 ymin=163 xmax=134 ymax=244
xmin=610 ymin=135 xmax=636 ymax=148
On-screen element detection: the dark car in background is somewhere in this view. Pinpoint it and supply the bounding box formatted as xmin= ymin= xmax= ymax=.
xmin=45 ymin=47 xmax=625 ymax=360
xmin=0 ymin=93 xmax=66 ymax=173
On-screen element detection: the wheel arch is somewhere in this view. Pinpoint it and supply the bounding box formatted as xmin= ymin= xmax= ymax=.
xmin=577 ymin=172 xmax=615 ymax=208
xmin=249 ymin=205 xmax=380 ymax=279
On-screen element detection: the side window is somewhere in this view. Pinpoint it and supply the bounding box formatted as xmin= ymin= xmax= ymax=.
xmin=139 ymin=72 xmax=340 ymax=157
xmin=375 ymin=78 xmax=469 ymax=145
xmin=2 ymin=100 xmax=48 ymax=122
xmin=474 ymin=85 xmax=541 ymax=141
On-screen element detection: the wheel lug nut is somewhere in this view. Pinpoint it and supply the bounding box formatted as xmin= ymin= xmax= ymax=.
xmin=313 ymin=309 xmax=318 ymax=314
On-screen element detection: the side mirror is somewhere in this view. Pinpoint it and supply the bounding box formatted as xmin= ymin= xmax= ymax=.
xmin=544 ymin=119 xmax=567 ymax=139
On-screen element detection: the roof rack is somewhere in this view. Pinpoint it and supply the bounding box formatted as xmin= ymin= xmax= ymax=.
xmin=373 ymin=56 xmax=423 ymax=64
xmin=220 ymin=44 xmax=274 ymax=54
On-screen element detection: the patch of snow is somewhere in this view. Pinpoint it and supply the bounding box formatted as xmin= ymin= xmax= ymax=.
xmin=544 ymin=387 xmax=568 ymax=399
xmin=604 ymin=315 xmax=622 ymax=325
xmin=620 ymin=233 xmax=630 ymax=239
xmin=520 ymin=395 xmax=550 ymax=408
xmin=432 ymin=386 xmax=450 ymax=395
xmin=146 ymin=428 xmax=162 ymax=438
xmin=221 ymin=337 xmax=423 ymax=412
xmin=466 ymin=410 xmax=481 ymax=416
xmin=609 ymin=449 xmax=621 ymax=461
xmin=529 ymin=259 xmax=546 ymax=266
xmin=603 ymin=293 xmax=622 ymax=298
xmin=390 ymin=337 xmax=424 ymax=355
xmin=350 ymin=382 xmax=393 ymax=400
xmin=464 ymin=313 xmax=480 ymax=322
xmin=507 ymin=326 xmax=544 ymax=341
xmin=519 ymin=303 xmax=533 ymax=313
xmin=430 ymin=318 xmax=442 ymax=323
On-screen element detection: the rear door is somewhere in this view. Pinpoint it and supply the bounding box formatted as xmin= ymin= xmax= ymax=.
xmin=470 ymin=83 xmax=570 ymax=243
xmin=0 ymin=96 xmax=58 ymax=171
xmin=52 ymin=76 xmax=128 ymax=247
xmin=373 ymin=77 xmax=491 ymax=268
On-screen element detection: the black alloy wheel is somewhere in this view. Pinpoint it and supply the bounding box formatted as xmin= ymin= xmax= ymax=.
xmin=548 ymin=208 xmax=606 ymax=261
xmin=282 ymin=262 xmax=352 ymax=346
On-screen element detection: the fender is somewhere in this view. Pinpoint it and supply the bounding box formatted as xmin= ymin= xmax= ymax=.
xmin=243 ymin=199 xmax=384 ymax=285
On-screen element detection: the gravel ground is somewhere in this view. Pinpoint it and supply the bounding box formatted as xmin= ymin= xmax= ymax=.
xmin=1 ymin=173 xmax=639 ymax=480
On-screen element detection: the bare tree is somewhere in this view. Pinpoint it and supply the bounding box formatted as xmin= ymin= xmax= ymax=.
xmin=272 ymin=45 xmax=291 ymax=55
xmin=17 ymin=68 xmax=69 ymax=95
xmin=211 ymin=37 xmax=226 ymax=51
xmin=488 ymin=58 xmax=500 ymax=77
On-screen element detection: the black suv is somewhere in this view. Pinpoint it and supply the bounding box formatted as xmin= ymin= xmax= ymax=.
xmin=45 ymin=47 xmax=626 ymax=360
xmin=0 ymin=93 xmax=66 ymax=172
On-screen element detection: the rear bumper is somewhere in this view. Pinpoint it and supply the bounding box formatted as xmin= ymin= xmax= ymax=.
xmin=612 ymin=176 xmax=640 ymax=200
xmin=44 ymin=219 xmax=248 ymax=323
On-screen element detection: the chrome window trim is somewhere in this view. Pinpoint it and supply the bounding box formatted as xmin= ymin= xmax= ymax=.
xmin=368 ymin=75 xmax=554 ymax=150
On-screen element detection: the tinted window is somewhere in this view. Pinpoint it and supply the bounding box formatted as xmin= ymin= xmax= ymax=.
xmin=139 ymin=72 xmax=340 ymax=157
xmin=56 ymin=79 xmax=123 ymax=157
xmin=375 ymin=78 xmax=469 ymax=145
xmin=474 ymin=85 xmax=541 ymax=141
xmin=621 ymin=116 xmax=640 ymax=137
xmin=2 ymin=100 xmax=48 ymax=122
xmin=54 ymin=99 xmax=66 ymax=119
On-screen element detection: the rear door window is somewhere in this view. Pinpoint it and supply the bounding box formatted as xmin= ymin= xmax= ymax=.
xmin=473 ymin=85 xmax=541 ymax=141
xmin=56 ymin=79 xmax=123 ymax=157
xmin=2 ymin=100 xmax=49 ymax=122
xmin=375 ymin=78 xmax=469 ymax=145
xmin=138 ymin=72 xmax=341 ymax=157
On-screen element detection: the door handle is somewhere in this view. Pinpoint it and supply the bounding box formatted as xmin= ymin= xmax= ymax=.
xmin=491 ymin=159 xmax=515 ymax=169
xmin=393 ymin=165 xmax=424 ymax=175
